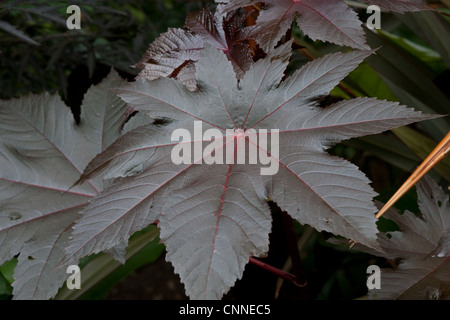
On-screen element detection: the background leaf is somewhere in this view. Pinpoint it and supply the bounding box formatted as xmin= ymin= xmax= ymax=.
xmin=0 ymin=70 xmax=129 ymax=299
xmin=0 ymin=20 xmax=40 ymax=46
xmin=220 ymin=0 xmax=369 ymax=51
xmin=54 ymin=225 xmax=164 ymax=300
xmin=351 ymin=176 xmax=450 ymax=299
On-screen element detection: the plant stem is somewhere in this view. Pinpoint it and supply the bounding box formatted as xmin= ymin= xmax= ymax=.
xmin=249 ymin=257 xmax=304 ymax=286
xmin=248 ymin=204 xmax=309 ymax=297
xmin=280 ymin=211 xmax=307 ymax=288
xmin=275 ymin=226 xmax=315 ymax=298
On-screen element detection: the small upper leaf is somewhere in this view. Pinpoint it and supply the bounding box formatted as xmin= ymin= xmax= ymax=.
xmin=217 ymin=0 xmax=431 ymax=52
xmin=135 ymin=28 xmax=202 ymax=91
xmin=135 ymin=7 xmax=253 ymax=89
xmin=218 ymin=0 xmax=369 ymax=51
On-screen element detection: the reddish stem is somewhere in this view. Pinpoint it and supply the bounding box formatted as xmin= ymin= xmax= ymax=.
xmin=249 ymin=257 xmax=307 ymax=287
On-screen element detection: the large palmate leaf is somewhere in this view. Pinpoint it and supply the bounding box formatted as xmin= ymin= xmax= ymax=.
xmin=135 ymin=6 xmax=253 ymax=90
xmin=216 ymin=0 xmax=430 ymax=52
xmin=64 ymin=42 xmax=434 ymax=299
xmin=0 ymin=70 xmax=128 ymax=299
xmin=354 ymin=176 xmax=449 ymax=299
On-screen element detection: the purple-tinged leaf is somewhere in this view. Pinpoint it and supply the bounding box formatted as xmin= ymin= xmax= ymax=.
xmin=0 ymin=70 xmax=128 ymax=299
xmin=371 ymin=258 xmax=450 ymax=299
xmin=433 ymin=228 xmax=450 ymax=258
xmin=295 ymin=0 xmax=369 ymax=49
xmin=185 ymin=8 xmax=227 ymax=50
xmin=161 ymin=165 xmax=271 ymax=299
xmin=135 ymin=28 xmax=203 ymax=91
xmin=11 ymin=210 xmax=78 ymax=300
xmin=136 ymin=7 xmax=253 ymax=87
xmin=351 ymin=176 xmax=450 ymax=299
xmin=67 ymin=43 xmax=434 ymax=299
xmin=377 ymin=177 xmax=450 ymax=260
xmin=218 ymin=0 xmax=431 ymax=51
xmin=218 ymin=0 xmax=369 ymax=51
xmin=217 ymin=0 xmax=431 ymax=12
